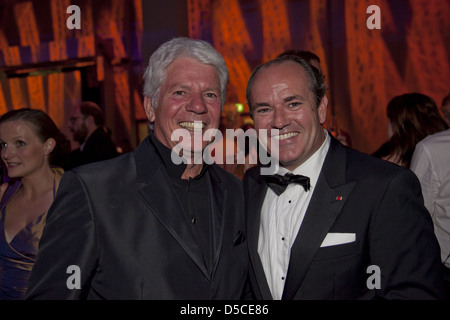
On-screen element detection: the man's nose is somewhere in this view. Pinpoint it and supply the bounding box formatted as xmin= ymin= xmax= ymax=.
xmin=186 ymin=94 xmax=208 ymax=114
xmin=272 ymin=107 xmax=289 ymax=129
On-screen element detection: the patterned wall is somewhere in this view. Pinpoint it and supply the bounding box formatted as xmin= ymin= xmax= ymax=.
xmin=187 ymin=0 xmax=450 ymax=153
xmin=0 ymin=0 xmax=144 ymax=150
xmin=1 ymin=0 xmax=449 ymax=154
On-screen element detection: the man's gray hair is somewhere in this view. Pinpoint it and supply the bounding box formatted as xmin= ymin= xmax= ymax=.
xmin=143 ymin=37 xmax=228 ymax=110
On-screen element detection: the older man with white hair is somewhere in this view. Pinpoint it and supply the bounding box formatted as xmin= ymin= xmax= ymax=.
xmin=27 ymin=38 xmax=249 ymax=300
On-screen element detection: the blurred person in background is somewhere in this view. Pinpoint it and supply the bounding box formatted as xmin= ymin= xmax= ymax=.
xmin=373 ymin=93 xmax=448 ymax=168
xmin=67 ymin=101 xmax=119 ymax=169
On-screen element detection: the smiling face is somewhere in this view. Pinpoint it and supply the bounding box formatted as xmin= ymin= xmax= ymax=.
xmin=0 ymin=120 xmax=54 ymax=179
xmin=144 ymin=57 xmax=222 ymax=157
xmin=249 ymin=61 xmax=327 ymax=171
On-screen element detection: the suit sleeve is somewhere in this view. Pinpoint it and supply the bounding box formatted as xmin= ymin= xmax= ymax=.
xmin=26 ymin=171 xmax=98 ymax=300
xmin=370 ymin=168 xmax=444 ymax=299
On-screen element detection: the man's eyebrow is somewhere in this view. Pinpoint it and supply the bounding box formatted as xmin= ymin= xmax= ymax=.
xmin=284 ymin=95 xmax=304 ymax=102
xmin=169 ymin=84 xmax=220 ymax=92
xmin=203 ymin=87 xmax=221 ymax=94
xmin=253 ymin=102 xmax=271 ymax=108
xmin=170 ymin=84 xmax=190 ymax=91
xmin=252 ymin=95 xmax=307 ymax=107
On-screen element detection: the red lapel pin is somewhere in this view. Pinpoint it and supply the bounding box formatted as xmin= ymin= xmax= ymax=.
xmin=336 ymin=196 xmax=343 ymax=201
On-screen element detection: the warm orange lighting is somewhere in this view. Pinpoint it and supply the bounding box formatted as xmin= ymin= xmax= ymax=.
xmin=259 ymin=0 xmax=291 ymax=61
xmin=405 ymin=0 xmax=450 ymax=102
xmin=114 ymin=70 xmax=131 ymax=132
xmin=187 ymin=0 xmax=211 ymax=39
xmin=78 ymin=36 xmax=96 ymax=58
xmin=0 ymin=85 xmax=7 ymax=115
xmin=211 ymin=0 xmax=253 ymax=105
xmin=344 ymin=0 xmax=390 ymax=152
xmin=14 ymin=2 xmax=40 ymax=48
xmin=26 ymin=76 xmax=45 ymax=111
xmin=47 ymin=73 xmax=65 ymax=126
xmin=2 ymin=46 xmax=21 ymax=66
xmin=9 ymin=78 xmax=28 ymax=110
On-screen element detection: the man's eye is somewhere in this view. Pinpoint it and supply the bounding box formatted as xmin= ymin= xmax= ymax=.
xmin=174 ymin=91 xmax=185 ymax=96
xmin=254 ymin=107 xmax=270 ymax=114
xmin=205 ymin=92 xmax=218 ymax=98
xmin=288 ymin=102 xmax=301 ymax=108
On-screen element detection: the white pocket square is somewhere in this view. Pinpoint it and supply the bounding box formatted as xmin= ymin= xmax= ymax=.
xmin=320 ymin=233 xmax=356 ymax=247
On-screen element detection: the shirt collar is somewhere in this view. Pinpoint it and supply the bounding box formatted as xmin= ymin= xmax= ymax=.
xmin=149 ymin=133 xmax=209 ymax=180
xmin=277 ymin=129 xmax=330 ymax=188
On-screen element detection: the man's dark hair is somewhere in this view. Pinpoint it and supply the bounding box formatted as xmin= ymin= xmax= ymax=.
xmin=80 ymin=101 xmax=105 ymax=127
xmin=277 ymin=50 xmax=321 ymax=64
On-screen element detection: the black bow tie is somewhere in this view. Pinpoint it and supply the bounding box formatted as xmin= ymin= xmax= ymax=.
xmin=265 ymin=173 xmax=311 ymax=196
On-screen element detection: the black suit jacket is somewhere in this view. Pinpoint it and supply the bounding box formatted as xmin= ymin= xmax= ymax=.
xmin=68 ymin=127 xmax=119 ymax=169
xmin=27 ymin=136 xmax=248 ymax=299
xmin=244 ymin=133 xmax=444 ymax=299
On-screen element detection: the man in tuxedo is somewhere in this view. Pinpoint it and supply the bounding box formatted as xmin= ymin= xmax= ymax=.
xmin=67 ymin=101 xmax=119 ymax=169
xmin=26 ymin=38 xmax=248 ymax=299
xmin=244 ymin=54 xmax=444 ymax=299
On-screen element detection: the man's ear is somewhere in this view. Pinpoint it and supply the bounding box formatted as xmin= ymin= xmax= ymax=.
xmin=143 ymin=96 xmax=156 ymax=123
xmin=318 ymin=95 xmax=328 ymax=125
xmin=44 ymin=138 xmax=56 ymax=155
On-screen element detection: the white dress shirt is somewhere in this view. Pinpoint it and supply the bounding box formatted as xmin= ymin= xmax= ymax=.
xmin=410 ymin=129 xmax=450 ymax=269
xmin=258 ymin=130 xmax=330 ymax=299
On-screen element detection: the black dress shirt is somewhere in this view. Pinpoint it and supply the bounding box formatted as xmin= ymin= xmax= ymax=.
xmin=150 ymin=134 xmax=213 ymax=271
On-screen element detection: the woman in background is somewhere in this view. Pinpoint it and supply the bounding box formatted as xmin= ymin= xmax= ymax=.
xmin=0 ymin=108 xmax=70 ymax=299
xmin=373 ymin=93 xmax=448 ymax=168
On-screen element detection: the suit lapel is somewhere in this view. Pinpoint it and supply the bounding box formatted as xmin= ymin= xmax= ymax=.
xmin=246 ymin=167 xmax=274 ymax=300
xmin=281 ymin=177 xmax=356 ymax=299
xmin=208 ymin=167 xmax=226 ymax=280
xmin=281 ymin=136 xmax=356 ymax=300
xmin=135 ymin=137 xmax=209 ymax=279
